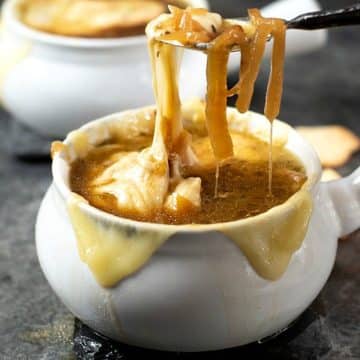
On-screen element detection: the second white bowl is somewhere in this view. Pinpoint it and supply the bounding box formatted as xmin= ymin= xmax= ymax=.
xmin=0 ymin=0 xmax=208 ymax=137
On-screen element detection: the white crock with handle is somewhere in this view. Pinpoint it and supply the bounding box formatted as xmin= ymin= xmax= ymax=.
xmin=35 ymin=107 xmax=359 ymax=352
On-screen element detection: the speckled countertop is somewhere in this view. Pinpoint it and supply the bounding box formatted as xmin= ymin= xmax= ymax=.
xmin=0 ymin=0 xmax=359 ymax=359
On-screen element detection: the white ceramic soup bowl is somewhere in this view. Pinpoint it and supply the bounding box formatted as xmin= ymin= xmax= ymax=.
xmin=0 ymin=0 xmax=208 ymax=137
xmin=36 ymin=106 xmax=360 ymax=352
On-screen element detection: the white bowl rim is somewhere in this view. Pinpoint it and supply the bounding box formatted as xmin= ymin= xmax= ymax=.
xmin=52 ymin=107 xmax=322 ymax=233
xmin=2 ymin=0 xmax=209 ymax=49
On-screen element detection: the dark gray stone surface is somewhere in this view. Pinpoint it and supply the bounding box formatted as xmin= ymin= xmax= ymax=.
xmin=0 ymin=0 xmax=359 ymax=359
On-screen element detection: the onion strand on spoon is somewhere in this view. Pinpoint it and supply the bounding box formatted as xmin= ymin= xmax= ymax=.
xmin=147 ymin=6 xmax=286 ymax=161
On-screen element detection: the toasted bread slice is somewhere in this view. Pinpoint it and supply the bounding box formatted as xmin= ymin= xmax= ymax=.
xmin=21 ymin=0 xmax=166 ymax=37
xmin=297 ymin=125 xmax=360 ymax=168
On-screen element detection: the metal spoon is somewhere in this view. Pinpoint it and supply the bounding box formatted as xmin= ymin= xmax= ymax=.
xmin=158 ymin=3 xmax=360 ymax=52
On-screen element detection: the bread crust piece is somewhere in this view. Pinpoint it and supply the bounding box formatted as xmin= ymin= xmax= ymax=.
xmin=297 ymin=125 xmax=360 ymax=168
xmin=20 ymin=0 xmax=166 ymax=37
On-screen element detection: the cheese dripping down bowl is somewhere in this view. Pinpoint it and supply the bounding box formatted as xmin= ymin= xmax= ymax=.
xmin=0 ymin=0 xmax=209 ymax=137
xmin=36 ymin=103 xmax=360 ymax=352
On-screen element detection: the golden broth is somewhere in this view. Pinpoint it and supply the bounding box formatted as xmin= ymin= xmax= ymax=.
xmin=70 ymin=131 xmax=306 ymax=225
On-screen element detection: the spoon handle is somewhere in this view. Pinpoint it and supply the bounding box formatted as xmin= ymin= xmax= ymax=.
xmin=287 ymin=3 xmax=360 ymax=30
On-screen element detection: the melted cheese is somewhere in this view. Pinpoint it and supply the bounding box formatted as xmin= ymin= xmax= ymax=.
xmin=68 ymin=194 xmax=174 ymax=287
xmin=92 ymin=149 xmax=169 ymax=216
xmin=222 ymin=190 xmax=312 ymax=280
xmin=77 ymin=36 xmax=201 ymax=219
xmin=67 ymin=178 xmax=312 ymax=286
xmin=164 ymin=177 xmax=201 ymax=213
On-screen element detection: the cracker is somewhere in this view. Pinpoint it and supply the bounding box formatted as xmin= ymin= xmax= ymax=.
xmin=321 ymin=168 xmax=341 ymax=182
xmin=296 ymin=125 xmax=360 ymax=168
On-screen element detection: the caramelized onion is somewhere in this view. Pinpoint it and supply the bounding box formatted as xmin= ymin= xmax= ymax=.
xmin=151 ymin=7 xmax=286 ymax=160
xmin=206 ymin=26 xmax=248 ymax=159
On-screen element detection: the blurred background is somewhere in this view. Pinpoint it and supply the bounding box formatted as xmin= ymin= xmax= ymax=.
xmin=0 ymin=0 xmax=359 ymax=359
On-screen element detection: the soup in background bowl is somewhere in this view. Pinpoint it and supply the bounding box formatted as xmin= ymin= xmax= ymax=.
xmin=17 ymin=0 xmax=190 ymax=38
xmin=36 ymin=102 xmax=360 ymax=351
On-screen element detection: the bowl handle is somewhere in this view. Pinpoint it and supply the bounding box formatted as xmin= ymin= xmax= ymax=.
xmin=320 ymin=166 xmax=360 ymax=237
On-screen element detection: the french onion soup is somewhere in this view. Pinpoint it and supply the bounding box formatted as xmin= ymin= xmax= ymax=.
xmin=69 ymin=105 xmax=306 ymax=225
xmin=64 ymin=6 xmax=305 ymax=225
xmin=52 ymin=7 xmax=312 ymax=285
xmin=17 ymin=0 xmax=189 ymax=37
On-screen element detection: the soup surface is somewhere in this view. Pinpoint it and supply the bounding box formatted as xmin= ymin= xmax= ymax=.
xmin=70 ymin=130 xmax=306 ymax=225
xmin=18 ymin=0 xmax=185 ymax=37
